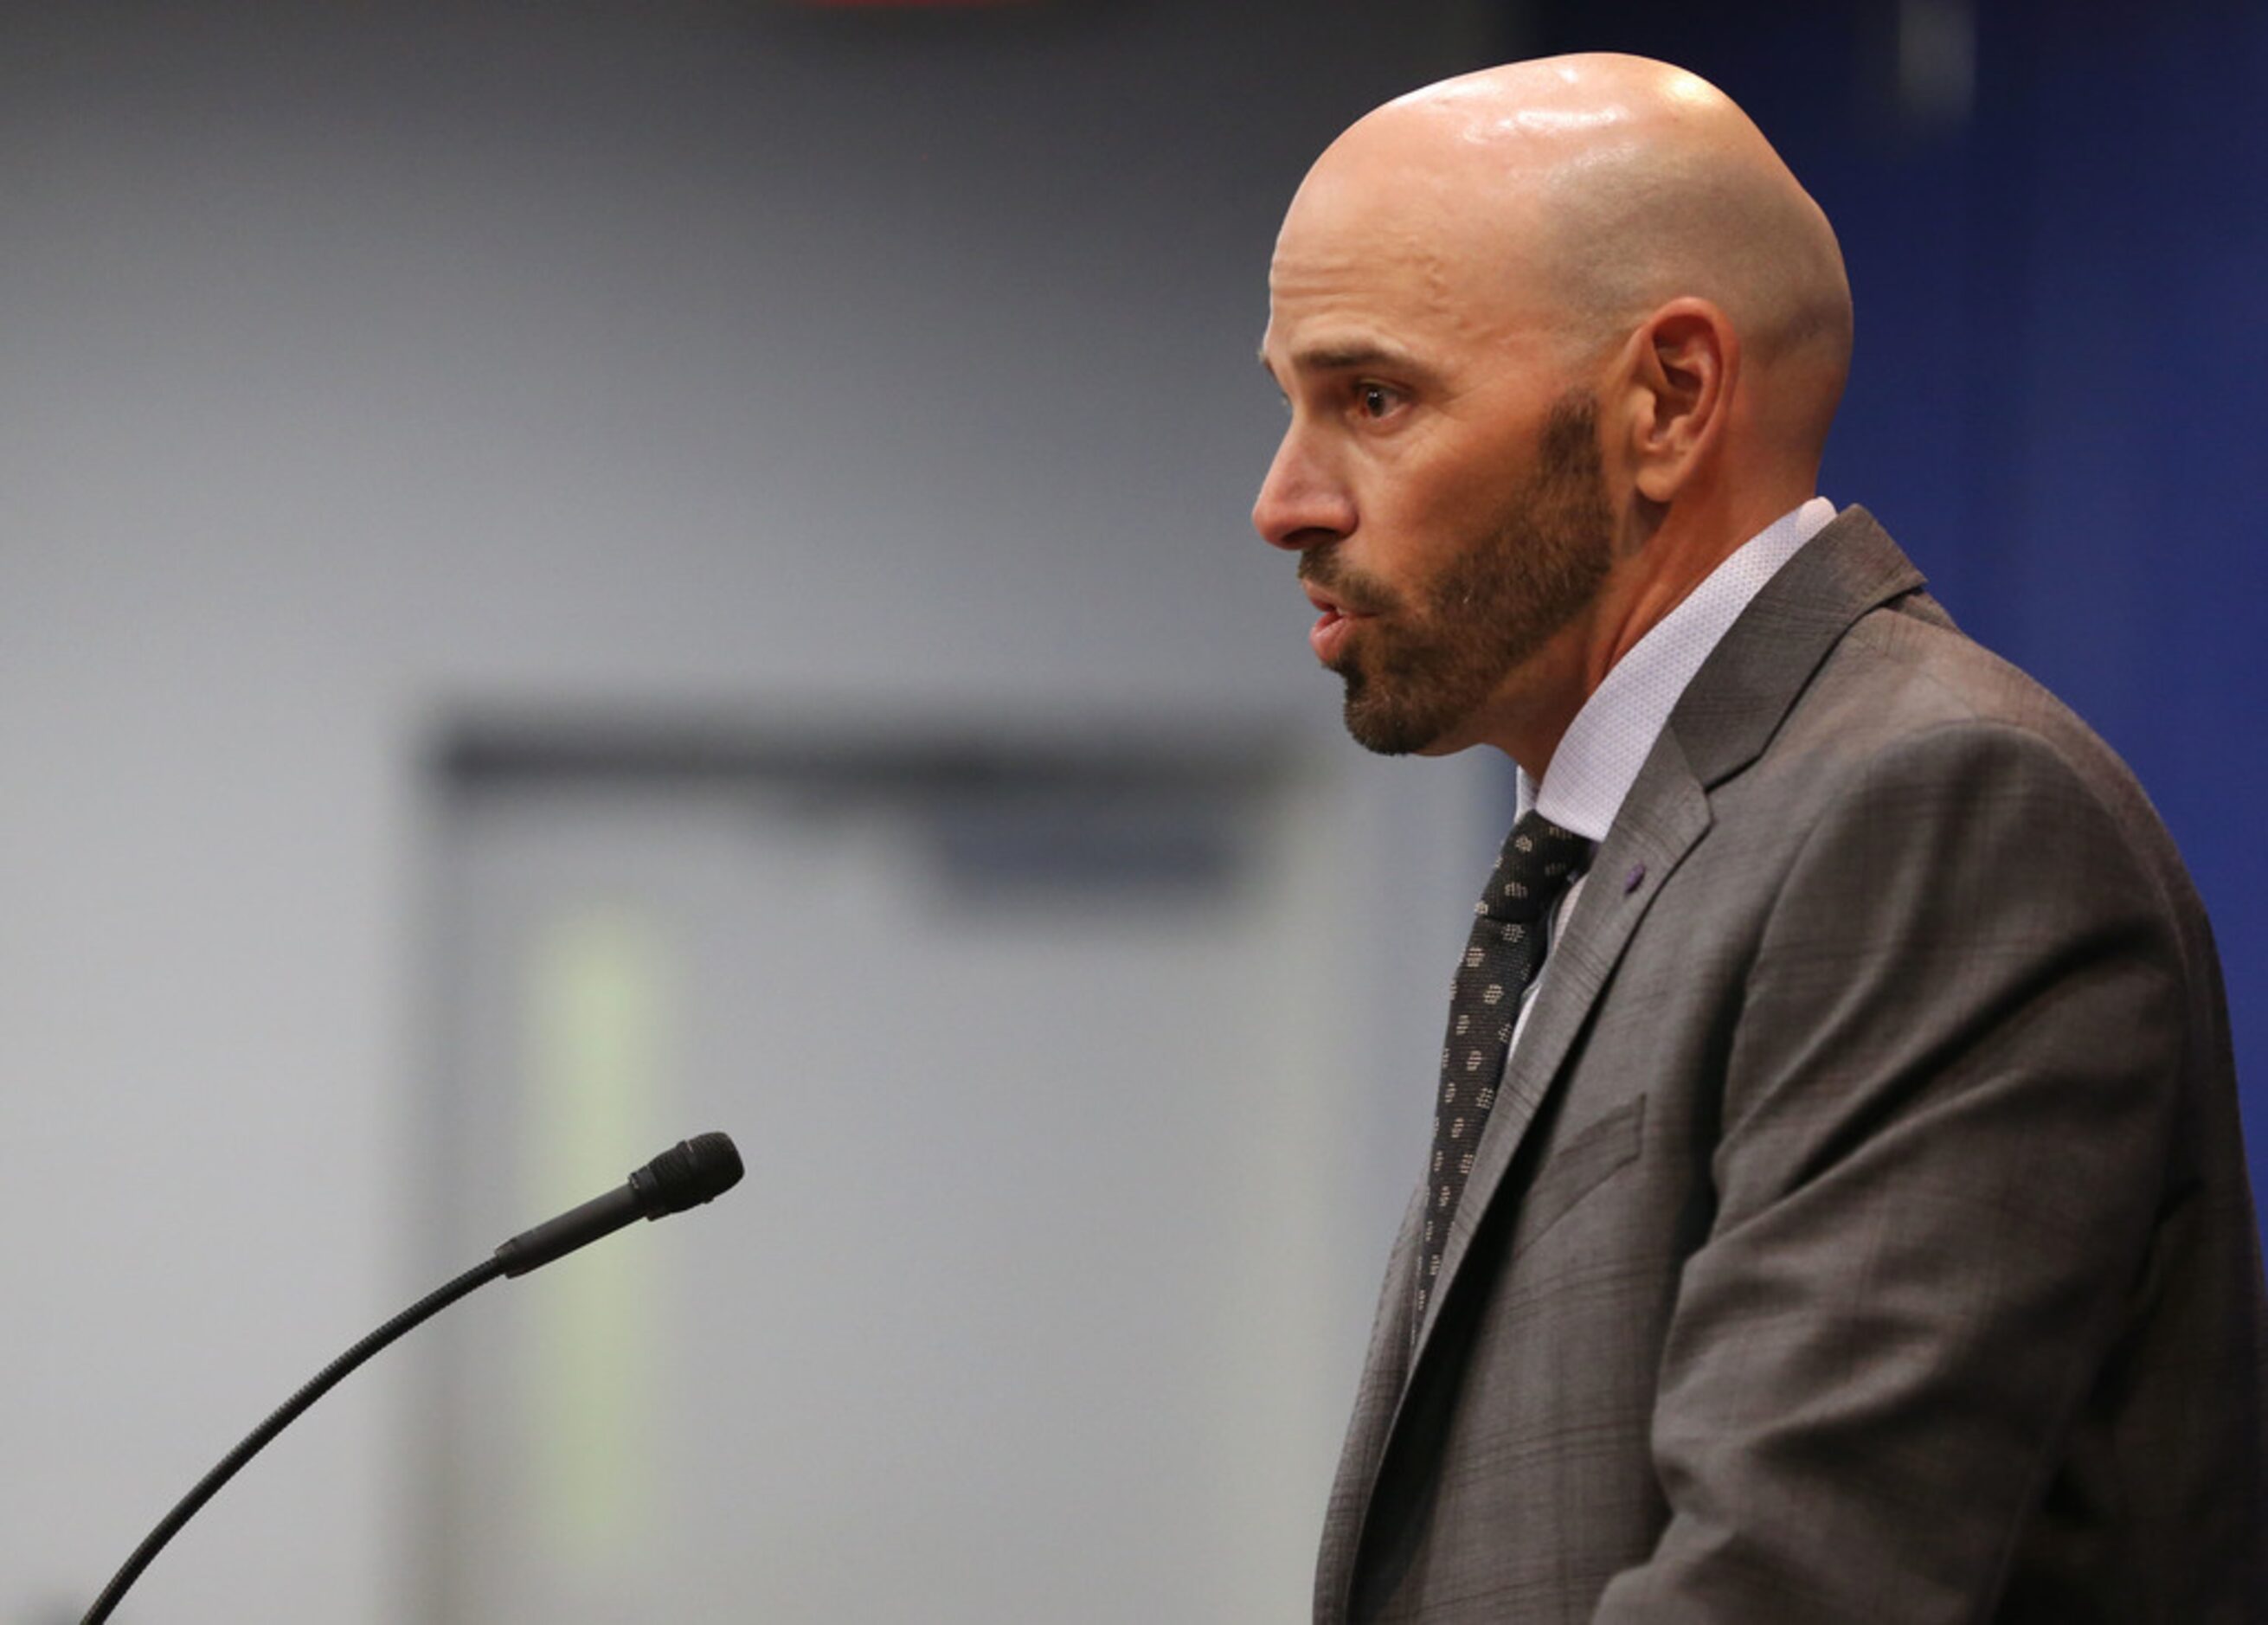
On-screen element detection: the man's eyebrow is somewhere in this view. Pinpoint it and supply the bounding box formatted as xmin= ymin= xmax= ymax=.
xmin=1258 ymin=340 xmax=1425 ymax=377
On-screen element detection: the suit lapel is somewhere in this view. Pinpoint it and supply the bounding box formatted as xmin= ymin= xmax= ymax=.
xmin=1409 ymin=752 xmax=1711 ymax=1360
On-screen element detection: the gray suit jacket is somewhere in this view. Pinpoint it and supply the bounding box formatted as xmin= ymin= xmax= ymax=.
xmin=1316 ymin=509 xmax=2268 ymax=1623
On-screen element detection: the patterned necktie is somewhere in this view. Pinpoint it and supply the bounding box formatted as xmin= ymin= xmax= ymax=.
xmin=1416 ymin=811 xmax=1591 ymax=1325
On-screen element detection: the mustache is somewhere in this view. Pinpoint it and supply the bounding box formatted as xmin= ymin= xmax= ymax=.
xmin=1298 ymin=547 xmax=1397 ymax=616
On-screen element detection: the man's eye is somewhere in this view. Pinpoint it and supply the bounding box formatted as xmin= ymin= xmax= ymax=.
xmin=1359 ymin=382 xmax=1397 ymax=419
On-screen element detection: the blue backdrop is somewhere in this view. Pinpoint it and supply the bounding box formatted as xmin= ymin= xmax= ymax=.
xmin=1525 ymin=0 xmax=2268 ymax=1228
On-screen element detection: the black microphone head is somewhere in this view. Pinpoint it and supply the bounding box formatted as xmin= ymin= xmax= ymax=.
xmin=632 ymin=1132 xmax=744 ymax=1218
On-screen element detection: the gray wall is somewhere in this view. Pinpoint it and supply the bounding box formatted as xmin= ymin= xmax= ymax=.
xmin=0 ymin=5 xmax=1510 ymax=1620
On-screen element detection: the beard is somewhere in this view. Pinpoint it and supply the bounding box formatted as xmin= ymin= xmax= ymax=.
xmin=1301 ymin=392 xmax=1615 ymax=756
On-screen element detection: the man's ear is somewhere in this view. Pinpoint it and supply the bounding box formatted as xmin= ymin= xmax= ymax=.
xmin=1616 ymin=298 xmax=1738 ymax=505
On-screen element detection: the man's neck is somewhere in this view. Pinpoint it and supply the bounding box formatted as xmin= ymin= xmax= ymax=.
xmin=1474 ymin=485 xmax=1818 ymax=777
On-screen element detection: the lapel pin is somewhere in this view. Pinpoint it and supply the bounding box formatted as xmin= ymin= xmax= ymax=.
xmin=1623 ymin=863 xmax=1646 ymax=895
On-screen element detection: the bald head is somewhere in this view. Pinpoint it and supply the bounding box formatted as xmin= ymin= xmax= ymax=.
xmin=1257 ymin=57 xmax=1859 ymax=763
xmin=1281 ymin=54 xmax=1852 ymax=472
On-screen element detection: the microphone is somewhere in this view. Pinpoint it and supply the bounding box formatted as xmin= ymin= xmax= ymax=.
xmin=495 ymin=1130 xmax=743 ymax=1277
xmin=81 ymin=1132 xmax=743 ymax=1625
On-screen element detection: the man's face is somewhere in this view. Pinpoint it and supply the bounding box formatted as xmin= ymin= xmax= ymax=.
xmin=1255 ymin=162 xmax=1615 ymax=757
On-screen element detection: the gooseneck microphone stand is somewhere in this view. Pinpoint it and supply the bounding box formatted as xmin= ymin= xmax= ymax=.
xmin=80 ymin=1131 xmax=742 ymax=1624
xmin=81 ymin=1256 xmax=505 ymax=1624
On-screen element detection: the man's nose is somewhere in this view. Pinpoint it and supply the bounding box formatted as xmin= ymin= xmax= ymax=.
xmin=1253 ymin=433 xmax=1356 ymax=551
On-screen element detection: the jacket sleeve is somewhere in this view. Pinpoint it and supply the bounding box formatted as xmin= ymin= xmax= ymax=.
xmin=1591 ymin=719 xmax=2188 ymax=1621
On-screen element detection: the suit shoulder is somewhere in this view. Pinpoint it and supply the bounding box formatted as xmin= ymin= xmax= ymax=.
xmin=1762 ymin=596 xmax=2210 ymax=949
xmin=1789 ymin=595 xmax=2143 ymax=805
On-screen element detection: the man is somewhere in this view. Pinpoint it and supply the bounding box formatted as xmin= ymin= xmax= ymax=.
xmin=1255 ymin=54 xmax=2267 ymax=1623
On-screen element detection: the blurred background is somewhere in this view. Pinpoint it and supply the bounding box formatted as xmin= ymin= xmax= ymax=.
xmin=0 ymin=1 xmax=2259 ymax=1620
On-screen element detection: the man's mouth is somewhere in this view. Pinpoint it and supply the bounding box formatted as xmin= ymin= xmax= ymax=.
xmin=1305 ymin=583 xmax=1374 ymax=665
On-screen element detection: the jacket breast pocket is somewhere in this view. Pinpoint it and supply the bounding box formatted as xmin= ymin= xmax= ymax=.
xmin=1507 ymin=1095 xmax=1646 ymax=1263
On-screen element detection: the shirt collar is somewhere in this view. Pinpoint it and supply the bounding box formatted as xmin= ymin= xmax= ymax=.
xmin=1517 ymin=497 xmax=1838 ymax=840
